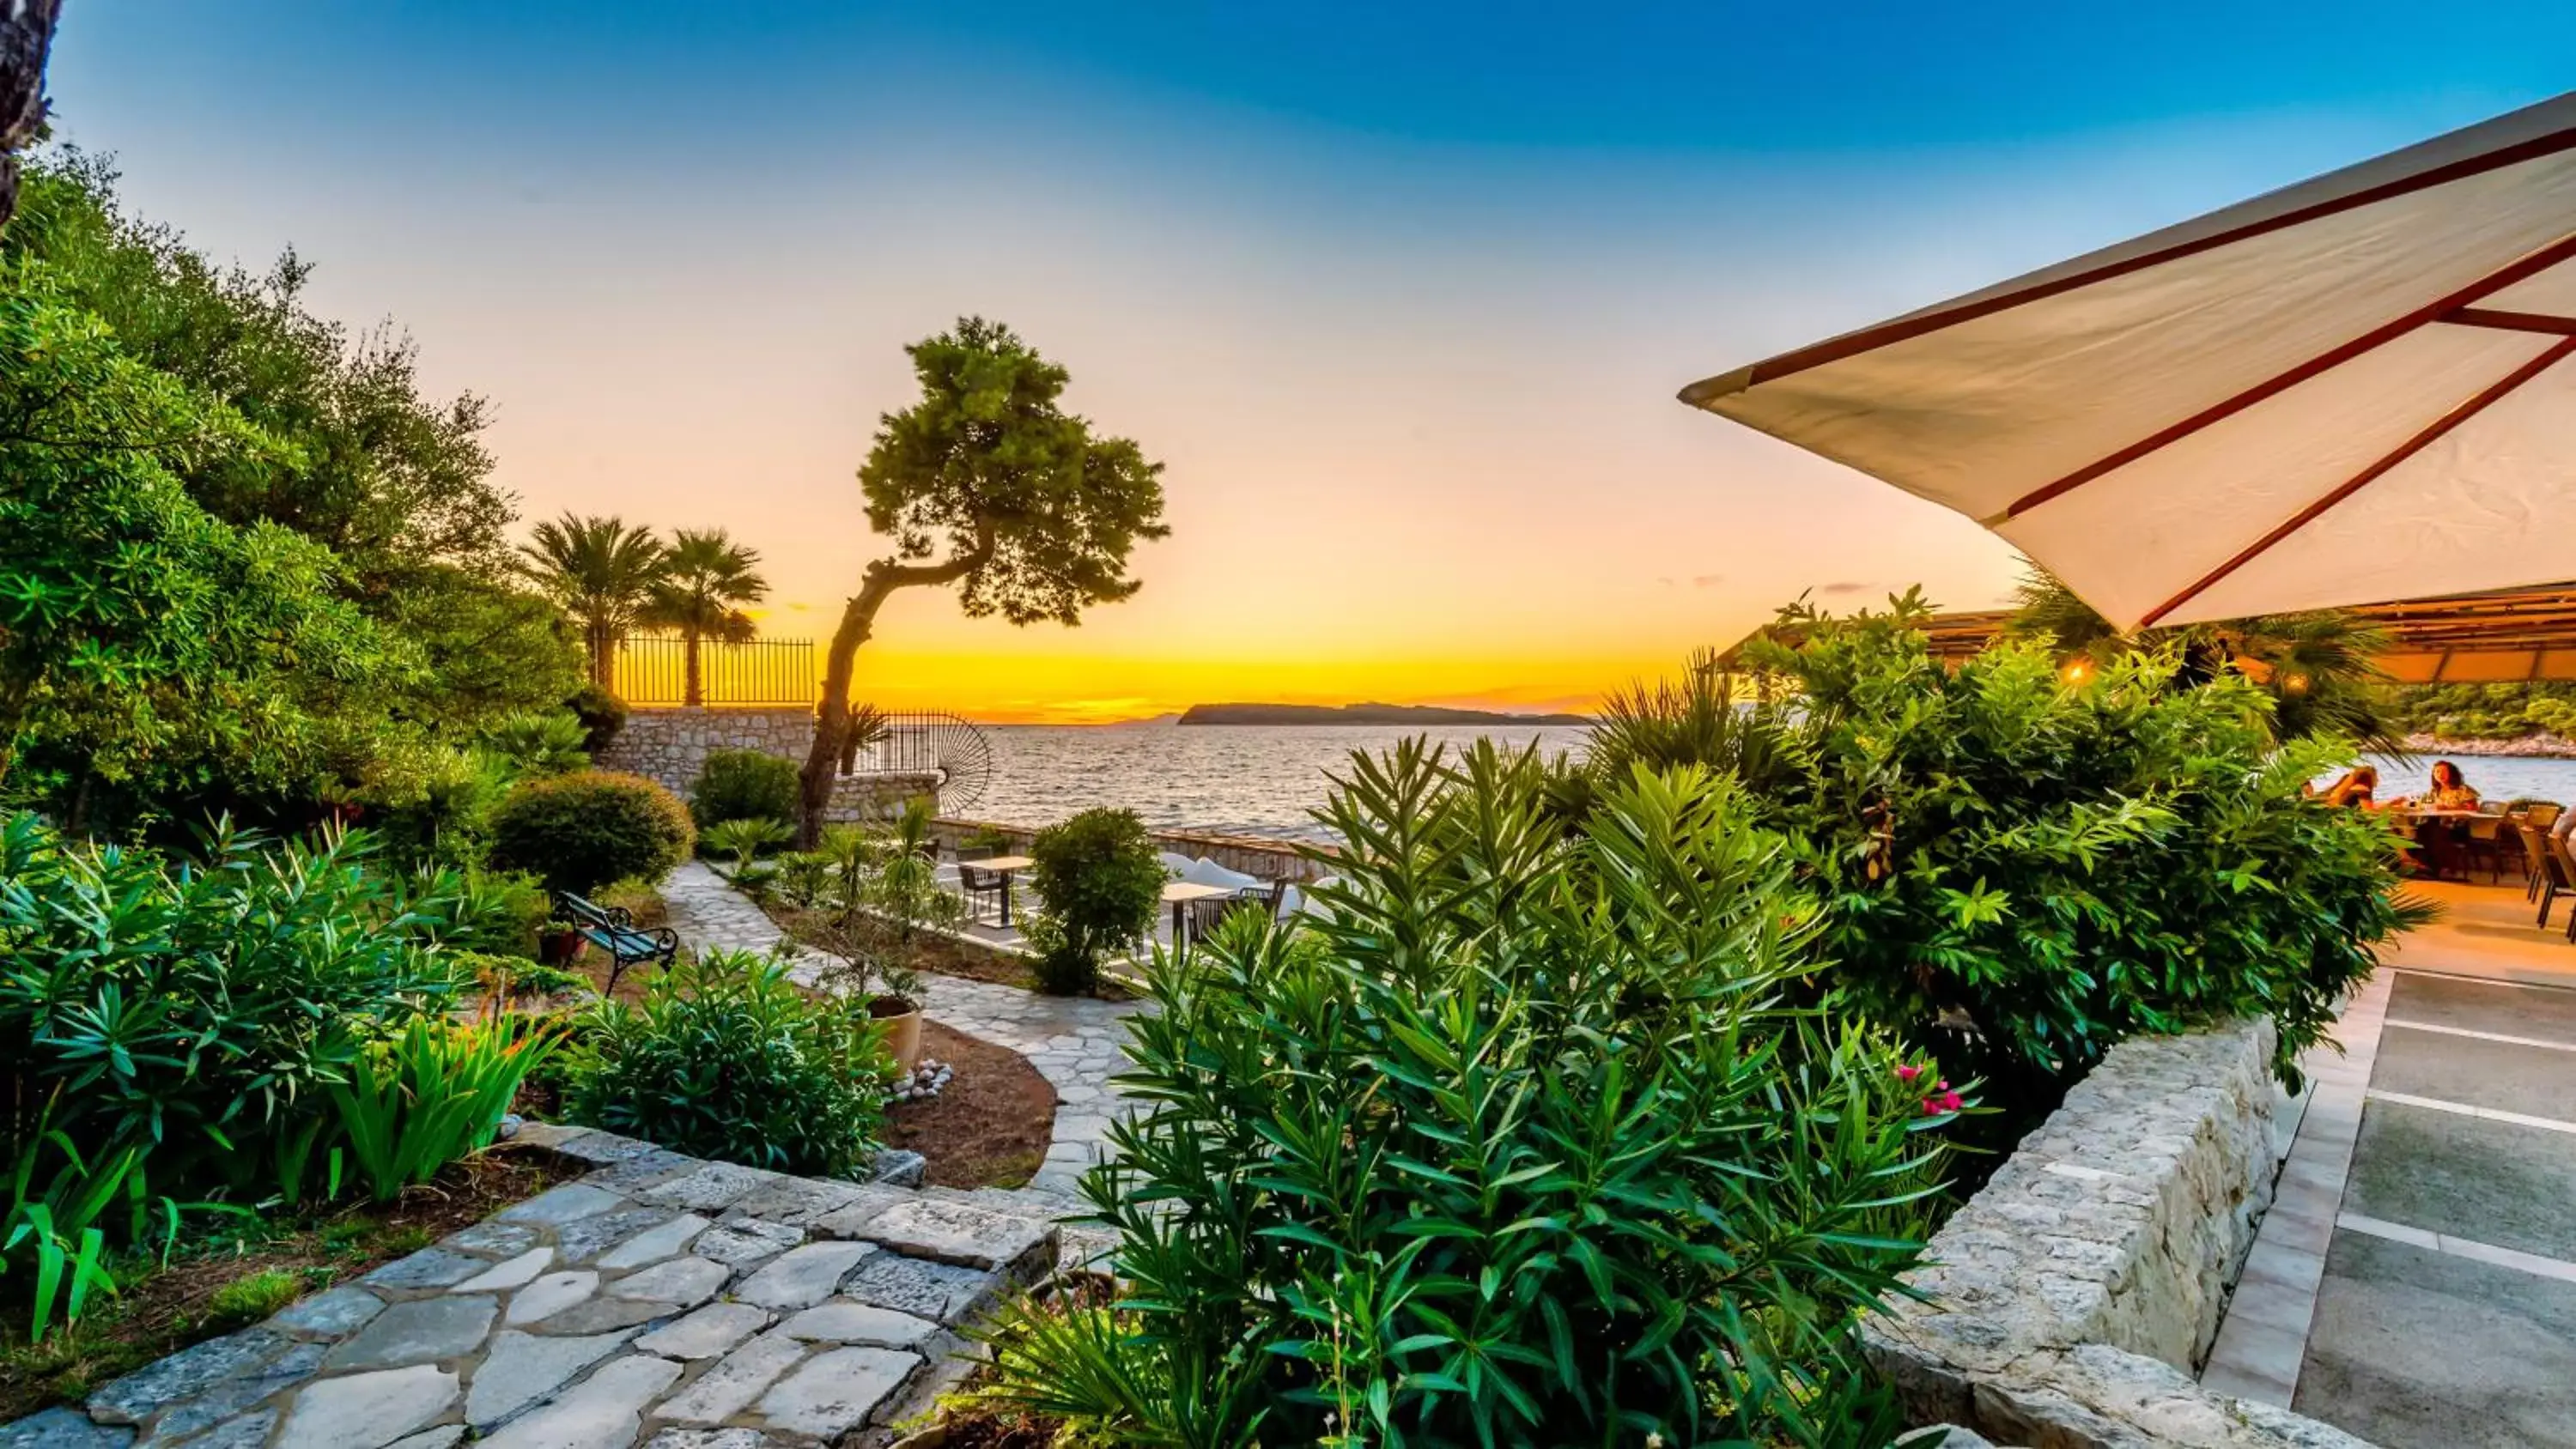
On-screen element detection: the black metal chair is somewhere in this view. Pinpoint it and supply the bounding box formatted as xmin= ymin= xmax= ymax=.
xmin=957 ymin=864 xmax=1009 ymax=925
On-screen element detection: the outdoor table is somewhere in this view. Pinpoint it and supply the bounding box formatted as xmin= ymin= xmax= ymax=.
xmin=1161 ymin=881 xmax=1234 ymax=945
xmin=2385 ymin=808 xmax=2480 ymax=881
xmin=975 ymin=855 xmax=1036 ymax=925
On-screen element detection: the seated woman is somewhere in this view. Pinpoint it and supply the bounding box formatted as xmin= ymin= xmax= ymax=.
xmin=2317 ymin=765 xmax=2379 ymax=809
xmin=2420 ymin=759 xmax=2481 ymax=810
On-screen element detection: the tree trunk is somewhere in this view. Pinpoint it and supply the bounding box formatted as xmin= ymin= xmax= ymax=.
xmin=587 ymin=621 xmax=617 ymax=691
xmin=0 ymin=1 xmax=62 ymax=238
xmin=683 ymin=627 xmax=703 ymax=707
xmin=799 ymin=539 xmax=990 ymax=846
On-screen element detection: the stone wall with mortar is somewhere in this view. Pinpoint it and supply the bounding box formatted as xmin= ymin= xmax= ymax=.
xmin=1867 ymin=1020 xmax=2380 ymax=1448
xmin=932 ymin=817 xmax=1335 ymax=882
xmin=596 ymin=707 xmax=940 ymax=823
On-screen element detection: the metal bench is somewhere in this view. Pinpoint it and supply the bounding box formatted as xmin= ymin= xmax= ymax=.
xmin=556 ymin=892 xmax=678 ymax=996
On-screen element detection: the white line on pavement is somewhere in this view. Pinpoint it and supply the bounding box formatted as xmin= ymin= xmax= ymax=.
xmin=2337 ymin=1211 xmax=2576 ymax=1286
xmin=2384 ymin=1018 xmax=2576 ymax=1053
xmin=2366 ymin=1088 xmax=2576 ymax=1137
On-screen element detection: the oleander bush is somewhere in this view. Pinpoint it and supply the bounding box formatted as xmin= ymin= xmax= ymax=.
xmin=969 ymin=743 xmax=1948 ymax=1447
xmin=1026 ymin=807 xmax=1162 ymax=997
xmin=564 ymin=949 xmax=890 ymax=1177
xmin=1595 ymin=594 xmax=2424 ymax=1133
xmin=690 ymin=748 xmax=803 ymax=830
xmin=488 ymin=769 xmax=694 ymax=896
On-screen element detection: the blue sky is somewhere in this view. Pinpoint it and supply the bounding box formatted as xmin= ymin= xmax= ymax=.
xmin=39 ymin=3 xmax=2576 ymax=718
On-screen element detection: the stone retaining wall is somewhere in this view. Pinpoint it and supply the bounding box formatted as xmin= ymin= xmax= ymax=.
xmin=1868 ymin=1021 xmax=2379 ymax=1448
xmin=597 ymin=707 xmax=941 ymax=823
xmin=932 ymin=818 xmax=1335 ymax=882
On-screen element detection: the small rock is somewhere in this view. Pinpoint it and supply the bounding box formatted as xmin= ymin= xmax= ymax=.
xmin=496 ymin=1185 xmax=626 ymax=1227
xmin=444 ymin=1221 xmax=542 ymax=1258
xmin=775 ymin=1300 xmax=938 ymax=1349
xmin=507 ymin=1271 xmax=600 ymax=1326
xmin=691 ymin=1220 xmax=802 ymax=1270
xmin=556 ymin=1208 xmax=686 ymax=1265
xmin=161 ymin=1409 xmax=272 ymax=1449
xmin=268 ymin=1285 xmax=386 ymax=1338
xmin=476 ymin=1354 xmax=680 ymax=1449
xmin=363 ymin=1248 xmax=489 ymax=1291
xmin=0 ymin=1408 xmax=131 ymax=1449
xmin=735 ymin=1242 xmax=875 ymax=1311
xmin=605 ymin=1255 xmax=727 ymax=1308
xmin=655 ymin=1332 xmax=808 ymax=1424
xmin=89 ymin=1330 xmax=289 ymax=1427
xmin=454 ymin=1247 xmax=556 ymax=1294
xmin=753 ymin=1345 xmax=920 ymax=1439
xmin=522 ymin=1296 xmax=672 ymax=1335
xmin=274 ymin=1364 xmax=459 ymax=1449
xmin=639 ymin=1163 xmax=781 ymax=1214
xmin=840 ymin=1254 xmax=998 ymax=1323
xmin=867 ymin=1151 xmax=927 ymax=1189
xmin=855 ymin=1198 xmax=1054 ymax=1276
xmin=325 ymin=1296 xmax=496 ymax=1372
xmin=465 ymin=1329 xmax=635 ymax=1426
xmin=496 ymin=1113 xmax=525 ymax=1141
xmin=634 ymin=1302 xmax=773 ymax=1361
xmin=593 ymin=1213 xmax=710 ymax=1271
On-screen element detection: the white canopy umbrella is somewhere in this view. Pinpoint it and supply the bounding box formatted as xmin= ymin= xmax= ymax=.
xmin=1681 ymin=91 xmax=2576 ymax=631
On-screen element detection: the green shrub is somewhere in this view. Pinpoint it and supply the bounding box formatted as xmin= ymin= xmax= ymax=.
xmin=569 ymin=682 xmax=629 ymax=754
xmin=328 ymin=1016 xmax=558 ymax=1202
xmin=1026 ymin=808 xmax=1162 ymax=996
xmin=488 ymin=770 xmax=694 ymax=896
xmin=565 ymin=949 xmax=890 ymax=1177
xmin=1726 ymin=596 xmax=2423 ymax=1123
xmin=0 ymin=814 xmax=454 ymax=1190
xmin=399 ymin=867 xmax=550 ymax=957
xmin=690 ymin=749 xmax=802 ymax=829
xmin=701 ymin=816 xmax=796 ymax=873
xmin=969 ymin=743 xmax=1943 ymax=1446
xmin=481 ymin=711 xmax=593 ymax=777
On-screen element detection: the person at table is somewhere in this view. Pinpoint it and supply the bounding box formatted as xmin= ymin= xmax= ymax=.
xmin=2389 ymin=760 xmax=2479 ymax=812
xmin=2316 ymin=766 xmax=2379 ymax=809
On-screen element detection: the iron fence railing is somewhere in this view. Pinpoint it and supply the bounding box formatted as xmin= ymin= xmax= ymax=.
xmin=612 ymin=635 xmax=816 ymax=707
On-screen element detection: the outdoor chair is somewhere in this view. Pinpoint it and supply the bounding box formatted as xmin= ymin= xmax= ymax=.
xmin=2545 ymin=832 xmax=2576 ymax=935
xmin=2464 ymin=812 xmax=2512 ymax=883
xmin=957 ymin=864 xmax=1009 ymax=926
xmin=2516 ymin=803 xmax=2564 ymax=897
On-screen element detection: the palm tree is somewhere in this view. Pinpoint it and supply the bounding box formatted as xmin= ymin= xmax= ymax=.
xmin=2007 ymin=566 xmax=2404 ymax=753
xmin=644 ymin=529 xmax=769 ymax=706
xmin=516 ymin=514 xmax=666 ymax=690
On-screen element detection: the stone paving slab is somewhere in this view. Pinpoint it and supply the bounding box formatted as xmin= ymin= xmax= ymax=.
xmin=3 ymin=1127 xmax=1060 ymax=1449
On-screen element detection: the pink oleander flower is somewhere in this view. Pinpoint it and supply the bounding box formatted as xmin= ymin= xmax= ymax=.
xmin=1895 ymin=1064 xmax=1922 ymax=1082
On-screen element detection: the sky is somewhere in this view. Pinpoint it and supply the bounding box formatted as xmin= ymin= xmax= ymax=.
xmin=41 ymin=3 xmax=2576 ymax=721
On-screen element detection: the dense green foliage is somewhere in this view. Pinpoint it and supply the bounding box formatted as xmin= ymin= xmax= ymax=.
xmin=690 ymin=749 xmax=802 ymax=829
xmin=0 ymin=814 xmax=509 ymax=1336
xmin=801 ymin=318 xmax=1170 ymax=839
xmin=972 ymin=743 xmax=1943 ymax=1446
xmin=487 ymin=770 xmax=694 ymax=897
xmin=0 ymin=152 xmax=582 ymax=834
xmin=1027 ymin=807 xmax=1162 ymax=996
xmin=564 ymin=949 xmax=890 ymax=1177
xmin=329 ymin=1016 xmax=556 ymax=1202
xmin=2387 ymin=681 xmax=2576 ymax=741
xmin=2007 ymin=568 xmax=2403 ymax=753
xmin=1599 ymin=597 xmax=2420 ymax=1125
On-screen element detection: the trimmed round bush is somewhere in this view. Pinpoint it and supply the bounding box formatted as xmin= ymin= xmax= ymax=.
xmin=1028 ymin=807 xmax=1163 ymax=996
xmin=565 ymin=949 xmax=889 ymax=1176
xmin=690 ymin=748 xmax=802 ymax=828
xmin=488 ymin=770 xmax=694 ymax=896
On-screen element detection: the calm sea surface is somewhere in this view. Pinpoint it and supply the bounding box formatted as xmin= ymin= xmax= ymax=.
xmin=950 ymin=724 xmax=2576 ymax=842
xmin=963 ymin=724 xmax=1588 ymax=841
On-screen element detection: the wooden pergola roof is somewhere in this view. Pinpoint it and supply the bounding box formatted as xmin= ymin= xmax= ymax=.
xmin=1722 ymin=581 xmax=2576 ymax=683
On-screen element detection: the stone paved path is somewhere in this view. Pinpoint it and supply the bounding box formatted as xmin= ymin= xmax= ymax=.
xmin=0 ymin=1125 xmax=1062 ymax=1449
xmin=659 ymin=864 xmax=1149 ymax=1202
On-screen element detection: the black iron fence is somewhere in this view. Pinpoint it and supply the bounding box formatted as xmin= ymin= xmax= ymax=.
xmin=612 ymin=635 xmax=816 ymax=707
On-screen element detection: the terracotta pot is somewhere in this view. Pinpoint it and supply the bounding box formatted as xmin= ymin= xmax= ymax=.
xmin=537 ymin=928 xmax=588 ymax=967
xmin=870 ymin=996 xmax=925 ymax=1075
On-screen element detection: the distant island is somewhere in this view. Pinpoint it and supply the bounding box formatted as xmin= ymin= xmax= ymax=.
xmin=1177 ymin=702 xmax=1590 ymax=726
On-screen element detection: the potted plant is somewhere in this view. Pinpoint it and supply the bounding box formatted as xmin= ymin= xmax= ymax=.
xmin=537 ymin=919 xmax=589 ymax=966
xmin=808 ymin=800 xmax=957 ymax=1076
xmin=866 ymin=961 xmax=927 ymax=1076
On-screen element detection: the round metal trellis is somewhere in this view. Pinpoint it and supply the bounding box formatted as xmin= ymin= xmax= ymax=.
xmin=848 ymin=710 xmax=993 ymax=815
